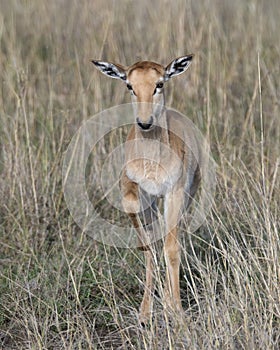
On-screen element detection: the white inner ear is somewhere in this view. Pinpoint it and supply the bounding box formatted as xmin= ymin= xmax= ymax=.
xmin=109 ymin=64 xmax=126 ymax=80
xmin=165 ymin=56 xmax=192 ymax=81
xmin=96 ymin=62 xmax=126 ymax=80
xmin=167 ymin=61 xmax=178 ymax=76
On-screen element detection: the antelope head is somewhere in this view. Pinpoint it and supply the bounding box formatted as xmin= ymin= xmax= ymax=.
xmin=92 ymin=55 xmax=193 ymax=131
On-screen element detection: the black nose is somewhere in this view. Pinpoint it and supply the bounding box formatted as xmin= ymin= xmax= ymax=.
xmin=136 ymin=116 xmax=154 ymax=130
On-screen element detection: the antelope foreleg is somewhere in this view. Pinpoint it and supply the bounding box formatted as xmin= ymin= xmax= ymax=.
xmin=163 ymin=188 xmax=184 ymax=312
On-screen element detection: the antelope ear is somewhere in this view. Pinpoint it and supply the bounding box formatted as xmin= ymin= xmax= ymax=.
xmin=164 ymin=54 xmax=194 ymax=81
xmin=91 ymin=60 xmax=127 ymax=80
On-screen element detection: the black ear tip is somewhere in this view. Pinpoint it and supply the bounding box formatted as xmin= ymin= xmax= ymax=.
xmin=91 ymin=60 xmax=97 ymax=65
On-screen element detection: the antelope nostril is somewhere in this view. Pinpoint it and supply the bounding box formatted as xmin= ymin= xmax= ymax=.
xmin=136 ymin=116 xmax=154 ymax=130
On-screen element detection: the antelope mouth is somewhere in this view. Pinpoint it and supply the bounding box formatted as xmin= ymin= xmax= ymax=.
xmin=136 ymin=116 xmax=154 ymax=131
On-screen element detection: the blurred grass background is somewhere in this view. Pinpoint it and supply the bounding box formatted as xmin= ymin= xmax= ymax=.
xmin=0 ymin=0 xmax=279 ymax=349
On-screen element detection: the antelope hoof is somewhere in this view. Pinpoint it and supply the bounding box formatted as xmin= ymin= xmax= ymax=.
xmin=139 ymin=311 xmax=151 ymax=328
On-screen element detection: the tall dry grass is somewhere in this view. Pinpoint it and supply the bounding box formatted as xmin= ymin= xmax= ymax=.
xmin=0 ymin=0 xmax=279 ymax=349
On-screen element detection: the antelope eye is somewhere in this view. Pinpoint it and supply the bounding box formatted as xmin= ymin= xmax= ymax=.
xmin=127 ymin=83 xmax=137 ymax=96
xmin=153 ymin=82 xmax=164 ymax=95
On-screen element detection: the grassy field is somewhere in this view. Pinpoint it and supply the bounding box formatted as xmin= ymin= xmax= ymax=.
xmin=0 ymin=0 xmax=279 ymax=349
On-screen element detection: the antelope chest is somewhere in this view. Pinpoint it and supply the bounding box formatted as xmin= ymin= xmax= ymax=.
xmin=126 ymin=156 xmax=182 ymax=196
